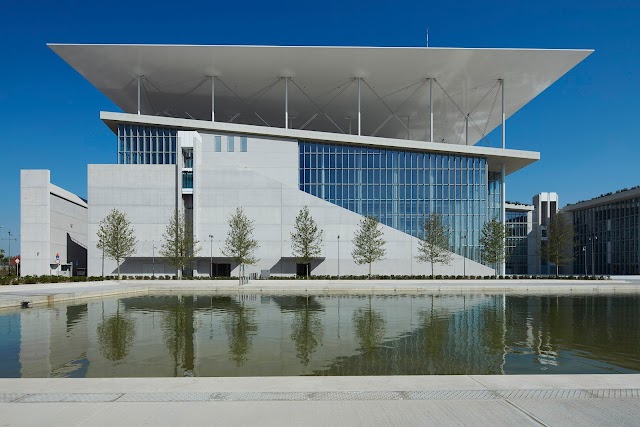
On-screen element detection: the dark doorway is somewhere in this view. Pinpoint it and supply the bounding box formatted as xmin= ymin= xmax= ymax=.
xmin=211 ymin=263 xmax=231 ymax=277
xmin=296 ymin=263 xmax=310 ymax=277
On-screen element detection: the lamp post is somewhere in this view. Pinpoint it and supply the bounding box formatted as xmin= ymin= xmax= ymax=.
xmin=589 ymin=234 xmax=597 ymax=277
xmin=152 ymin=243 xmax=157 ymax=278
xmin=582 ymin=246 xmax=587 ymax=277
xmin=0 ymin=225 xmax=3 ymax=273
xmin=209 ymin=234 xmax=214 ymax=278
xmin=337 ymin=235 xmax=340 ymax=279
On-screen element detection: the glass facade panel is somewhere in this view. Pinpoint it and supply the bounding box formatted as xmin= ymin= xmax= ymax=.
xmin=182 ymin=171 xmax=193 ymax=189
xmin=117 ymin=124 xmax=177 ymax=164
xmin=227 ymin=136 xmax=235 ymax=152
xmin=506 ymin=209 xmax=530 ymax=274
xmin=215 ymin=136 xmax=222 ymax=152
xmin=299 ymin=141 xmax=490 ymax=261
xmin=240 ymin=136 xmax=248 ymax=152
xmin=572 ymin=196 xmax=640 ymax=275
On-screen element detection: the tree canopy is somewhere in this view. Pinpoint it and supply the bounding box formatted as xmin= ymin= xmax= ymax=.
xmin=159 ymin=210 xmax=201 ymax=277
xmin=416 ymin=214 xmax=453 ymax=277
xmin=479 ymin=217 xmax=507 ymax=276
xmin=97 ymin=209 xmax=137 ymax=280
xmin=351 ymin=216 xmax=387 ymax=278
xmin=290 ymin=206 xmax=323 ymax=278
xmin=222 ymin=208 xmax=259 ymax=283
xmin=541 ymin=214 xmax=575 ymax=276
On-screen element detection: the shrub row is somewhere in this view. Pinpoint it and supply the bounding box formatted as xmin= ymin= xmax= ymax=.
xmin=0 ymin=275 xmax=106 ymax=286
xmin=268 ymin=274 xmax=611 ymax=281
xmin=0 ymin=273 xmax=611 ymax=285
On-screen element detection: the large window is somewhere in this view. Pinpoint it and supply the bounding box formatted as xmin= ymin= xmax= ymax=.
xmin=117 ymin=124 xmax=177 ymax=165
xmin=299 ymin=141 xmax=490 ymax=261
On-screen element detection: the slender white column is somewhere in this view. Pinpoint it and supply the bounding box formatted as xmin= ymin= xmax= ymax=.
xmin=357 ymin=78 xmax=361 ymax=136
xmin=465 ymin=115 xmax=469 ymax=145
xmin=137 ymin=75 xmax=141 ymax=115
xmin=501 ymin=79 xmax=505 ymax=149
xmin=429 ymin=78 xmax=434 ymax=142
xmin=211 ymin=76 xmax=215 ymax=121
xmin=285 ymin=77 xmax=289 ymax=129
xmin=501 ymin=164 xmax=506 ymax=276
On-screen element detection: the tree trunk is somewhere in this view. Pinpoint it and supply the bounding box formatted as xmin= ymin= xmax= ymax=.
xmin=117 ymin=260 xmax=120 ymax=282
xmin=556 ymin=262 xmax=559 ymax=277
xmin=431 ymin=260 xmax=434 ymax=278
xmin=306 ymin=263 xmax=309 ymax=280
xmin=368 ymin=262 xmax=372 ymax=279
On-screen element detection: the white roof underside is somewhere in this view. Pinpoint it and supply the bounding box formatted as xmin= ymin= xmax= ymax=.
xmin=49 ymin=44 xmax=591 ymax=146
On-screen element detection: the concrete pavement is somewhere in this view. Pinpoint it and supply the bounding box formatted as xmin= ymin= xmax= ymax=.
xmin=2 ymin=278 xmax=640 ymax=309
xmin=0 ymin=375 xmax=639 ymax=426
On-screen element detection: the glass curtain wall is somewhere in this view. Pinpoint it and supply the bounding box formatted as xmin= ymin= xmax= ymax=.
xmin=299 ymin=141 xmax=490 ymax=262
xmin=572 ymin=197 xmax=640 ymax=275
xmin=117 ymin=124 xmax=177 ymax=165
xmin=505 ymin=210 xmax=529 ymax=274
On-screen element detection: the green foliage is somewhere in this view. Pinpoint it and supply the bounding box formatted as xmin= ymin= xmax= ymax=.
xmin=159 ymin=210 xmax=201 ymax=276
xmin=541 ymin=214 xmax=575 ymax=276
xmin=222 ymin=208 xmax=259 ymax=282
xmin=351 ymin=216 xmax=387 ymax=278
xmin=353 ymin=297 xmax=386 ymax=352
xmin=97 ymin=209 xmax=137 ymax=280
xmin=290 ymin=296 xmax=324 ymax=366
xmin=416 ymin=214 xmax=453 ymax=277
xmin=290 ymin=206 xmax=323 ymax=278
xmin=480 ymin=217 xmax=507 ymax=275
xmin=97 ymin=307 xmax=136 ymax=362
xmin=225 ymin=304 xmax=257 ymax=367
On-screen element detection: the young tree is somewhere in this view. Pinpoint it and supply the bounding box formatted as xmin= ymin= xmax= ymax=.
xmin=290 ymin=206 xmax=323 ymax=279
xmin=222 ymin=207 xmax=259 ymax=284
xmin=97 ymin=209 xmax=137 ymax=281
xmin=542 ymin=214 xmax=574 ymax=276
xmin=159 ymin=210 xmax=201 ymax=277
xmin=416 ymin=214 xmax=453 ymax=277
xmin=479 ymin=217 xmax=507 ymax=277
xmin=351 ymin=216 xmax=387 ymax=278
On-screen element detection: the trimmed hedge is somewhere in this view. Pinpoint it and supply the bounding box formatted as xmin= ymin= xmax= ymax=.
xmin=267 ymin=274 xmax=611 ymax=281
xmin=0 ymin=273 xmax=611 ymax=285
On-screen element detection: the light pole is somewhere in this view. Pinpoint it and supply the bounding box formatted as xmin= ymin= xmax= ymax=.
xmin=589 ymin=234 xmax=597 ymax=277
xmin=209 ymin=234 xmax=214 ymax=278
xmin=337 ymin=235 xmax=340 ymax=279
xmin=152 ymin=243 xmax=157 ymax=278
xmin=462 ymin=234 xmax=467 ymax=277
xmin=0 ymin=225 xmax=3 ymax=272
xmin=582 ymin=246 xmax=587 ymax=277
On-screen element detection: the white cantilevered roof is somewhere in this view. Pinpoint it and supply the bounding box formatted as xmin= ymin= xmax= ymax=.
xmin=49 ymin=44 xmax=592 ymax=146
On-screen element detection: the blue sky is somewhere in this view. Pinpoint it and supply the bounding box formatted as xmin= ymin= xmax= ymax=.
xmin=1 ymin=0 xmax=639 ymax=254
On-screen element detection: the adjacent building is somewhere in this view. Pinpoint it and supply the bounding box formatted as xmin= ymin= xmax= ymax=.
xmin=20 ymin=44 xmax=592 ymax=277
xmin=20 ymin=170 xmax=88 ymax=276
xmin=563 ymin=187 xmax=640 ymax=276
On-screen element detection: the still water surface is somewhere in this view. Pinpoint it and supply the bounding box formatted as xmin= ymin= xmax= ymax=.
xmin=1 ymin=293 xmax=639 ymax=377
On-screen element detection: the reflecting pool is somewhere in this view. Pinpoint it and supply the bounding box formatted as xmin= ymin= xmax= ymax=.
xmin=1 ymin=293 xmax=639 ymax=377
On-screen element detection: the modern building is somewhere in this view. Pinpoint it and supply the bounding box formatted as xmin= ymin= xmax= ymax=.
xmin=20 ymin=44 xmax=591 ymax=277
xmin=563 ymin=187 xmax=640 ymax=275
xmin=505 ymin=202 xmax=534 ymax=275
xmin=20 ymin=170 xmax=88 ymax=276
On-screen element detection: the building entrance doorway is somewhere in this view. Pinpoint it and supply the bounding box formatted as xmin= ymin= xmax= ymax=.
xmin=211 ymin=263 xmax=231 ymax=277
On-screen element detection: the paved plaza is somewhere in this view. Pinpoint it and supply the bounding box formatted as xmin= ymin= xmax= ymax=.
xmin=1 ymin=375 xmax=640 ymax=426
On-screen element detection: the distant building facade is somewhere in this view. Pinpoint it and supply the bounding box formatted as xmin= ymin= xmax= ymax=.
xmin=505 ymin=203 xmax=534 ymax=275
xmin=562 ymin=187 xmax=640 ymax=275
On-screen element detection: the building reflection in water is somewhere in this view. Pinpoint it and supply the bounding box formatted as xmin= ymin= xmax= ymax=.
xmin=1 ymin=293 xmax=639 ymax=377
